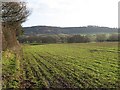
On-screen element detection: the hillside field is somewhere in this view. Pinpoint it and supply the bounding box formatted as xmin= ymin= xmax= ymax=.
xmin=2 ymin=42 xmax=119 ymax=88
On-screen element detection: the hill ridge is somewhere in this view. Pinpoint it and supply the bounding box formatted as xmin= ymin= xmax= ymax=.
xmin=23 ymin=25 xmax=118 ymax=35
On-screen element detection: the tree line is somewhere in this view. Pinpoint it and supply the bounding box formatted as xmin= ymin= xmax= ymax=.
xmin=18 ymin=34 xmax=119 ymax=44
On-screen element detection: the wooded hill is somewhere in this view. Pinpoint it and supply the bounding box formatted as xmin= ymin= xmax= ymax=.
xmin=23 ymin=25 xmax=118 ymax=35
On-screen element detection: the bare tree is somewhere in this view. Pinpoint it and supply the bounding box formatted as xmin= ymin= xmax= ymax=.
xmin=2 ymin=2 xmax=29 ymax=24
xmin=2 ymin=1 xmax=30 ymax=50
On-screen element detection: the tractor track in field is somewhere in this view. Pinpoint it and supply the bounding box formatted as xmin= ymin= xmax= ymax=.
xmin=38 ymin=52 xmax=105 ymax=87
xmin=46 ymin=52 xmax=118 ymax=87
xmin=35 ymin=52 xmax=91 ymax=87
xmin=24 ymin=51 xmax=115 ymax=88
xmin=46 ymin=52 xmax=118 ymax=75
xmin=31 ymin=53 xmax=53 ymax=86
xmin=31 ymin=53 xmax=72 ymax=88
xmin=21 ymin=54 xmax=53 ymax=88
xmin=20 ymin=58 xmax=36 ymax=88
xmin=27 ymin=60 xmax=51 ymax=88
xmin=30 ymin=53 xmax=116 ymax=87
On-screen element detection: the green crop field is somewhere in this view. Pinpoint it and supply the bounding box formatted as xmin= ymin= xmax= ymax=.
xmin=2 ymin=42 xmax=119 ymax=88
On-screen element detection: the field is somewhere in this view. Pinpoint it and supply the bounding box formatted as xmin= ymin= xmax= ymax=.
xmin=2 ymin=42 xmax=119 ymax=88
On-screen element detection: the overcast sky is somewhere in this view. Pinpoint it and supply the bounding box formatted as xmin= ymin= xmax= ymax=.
xmin=22 ymin=0 xmax=119 ymax=28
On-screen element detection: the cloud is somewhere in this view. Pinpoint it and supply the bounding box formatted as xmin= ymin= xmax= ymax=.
xmin=23 ymin=0 xmax=119 ymax=27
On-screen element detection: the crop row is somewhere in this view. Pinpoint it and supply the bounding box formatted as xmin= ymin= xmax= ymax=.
xmin=22 ymin=43 xmax=119 ymax=88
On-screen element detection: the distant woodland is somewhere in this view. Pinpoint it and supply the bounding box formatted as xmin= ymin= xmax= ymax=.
xmin=23 ymin=26 xmax=118 ymax=35
xmin=18 ymin=26 xmax=119 ymax=44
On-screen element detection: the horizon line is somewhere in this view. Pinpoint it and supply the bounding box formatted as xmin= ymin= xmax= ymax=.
xmin=22 ymin=25 xmax=118 ymax=28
